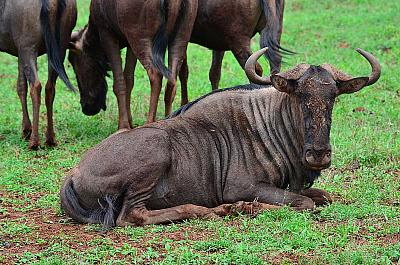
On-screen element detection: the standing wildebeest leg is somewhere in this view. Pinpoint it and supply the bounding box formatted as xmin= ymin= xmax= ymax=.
xmin=123 ymin=48 xmax=137 ymax=128
xmin=146 ymin=67 xmax=163 ymax=123
xmin=127 ymin=39 xmax=163 ymax=123
xmin=17 ymin=57 xmax=31 ymax=140
xmin=99 ymin=31 xmax=130 ymax=129
xmin=209 ymin=50 xmax=225 ymax=91
xmin=164 ymin=0 xmax=197 ymax=117
xmin=179 ymin=57 xmax=189 ymax=106
xmin=19 ymin=50 xmax=42 ymax=150
xmin=301 ymin=188 xmax=332 ymax=206
xmin=44 ymin=67 xmax=58 ymax=146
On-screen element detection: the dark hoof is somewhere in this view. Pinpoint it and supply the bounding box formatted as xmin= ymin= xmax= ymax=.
xmin=28 ymin=138 xmax=40 ymax=150
xmin=45 ymin=133 xmax=57 ymax=147
xmin=301 ymin=188 xmax=333 ymax=206
xmin=45 ymin=139 xmax=57 ymax=148
xmin=231 ymin=201 xmax=262 ymax=216
xmin=291 ymin=197 xmax=316 ymax=211
xmin=28 ymin=143 xmax=40 ymax=150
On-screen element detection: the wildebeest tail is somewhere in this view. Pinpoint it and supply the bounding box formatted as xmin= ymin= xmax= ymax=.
xmin=152 ymin=0 xmax=171 ymax=80
xmin=260 ymin=0 xmax=294 ymax=71
xmin=152 ymin=0 xmax=186 ymax=82
xmin=60 ymin=176 xmax=122 ymax=229
xmin=40 ymin=0 xmax=75 ymax=91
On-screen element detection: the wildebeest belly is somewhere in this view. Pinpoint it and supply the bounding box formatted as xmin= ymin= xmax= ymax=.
xmin=146 ymin=123 xmax=225 ymax=210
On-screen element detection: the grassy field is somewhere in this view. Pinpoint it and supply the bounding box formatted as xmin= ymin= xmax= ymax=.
xmin=1 ymin=0 xmax=399 ymax=264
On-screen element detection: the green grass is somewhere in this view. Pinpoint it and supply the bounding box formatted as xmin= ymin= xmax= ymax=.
xmin=1 ymin=0 xmax=399 ymax=264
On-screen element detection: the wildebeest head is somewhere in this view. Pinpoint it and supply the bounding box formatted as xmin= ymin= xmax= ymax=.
xmin=245 ymin=48 xmax=381 ymax=170
xmin=68 ymin=26 xmax=109 ymax=116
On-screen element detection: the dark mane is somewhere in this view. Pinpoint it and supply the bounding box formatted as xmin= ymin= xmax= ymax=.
xmin=168 ymin=83 xmax=267 ymax=118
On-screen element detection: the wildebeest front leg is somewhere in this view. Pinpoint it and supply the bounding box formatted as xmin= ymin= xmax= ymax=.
xmin=123 ymin=48 xmax=137 ymax=128
xmin=20 ymin=51 xmax=42 ymax=150
xmin=17 ymin=57 xmax=31 ymax=140
xmin=209 ymin=50 xmax=225 ymax=91
xmin=257 ymin=186 xmax=315 ymax=210
xmin=44 ymin=67 xmax=58 ymax=146
xmin=227 ymin=185 xmax=316 ymax=211
xmin=301 ymin=188 xmax=332 ymax=206
xmin=100 ymin=31 xmax=130 ymax=130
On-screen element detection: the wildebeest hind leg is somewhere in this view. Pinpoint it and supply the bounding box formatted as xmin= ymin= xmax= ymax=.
xmin=209 ymin=50 xmax=225 ymax=91
xmin=44 ymin=67 xmax=58 ymax=147
xmin=179 ymin=57 xmax=189 ymax=106
xmin=20 ymin=52 xmax=42 ymax=150
xmin=123 ymin=48 xmax=137 ymax=128
xmin=117 ymin=202 xmax=279 ymax=227
xmin=17 ymin=57 xmax=31 ymax=140
xmin=117 ymin=204 xmax=218 ymax=227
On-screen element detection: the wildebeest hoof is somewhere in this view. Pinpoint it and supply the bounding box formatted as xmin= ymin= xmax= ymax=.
xmin=203 ymin=212 xmax=221 ymax=220
xmin=28 ymin=139 xmax=40 ymax=150
xmin=291 ymin=197 xmax=316 ymax=211
xmin=45 ymin=134 xmax=57 ymax=147
xmin=301 ymin=188 xmax=333 ymax=206
xmin=45 ymin=139 xmax=57 ymax=147
xmin=22 ymin=128 xmax=32 ymax=140
xmin=231 ymin=201 xmax=261 ymax=216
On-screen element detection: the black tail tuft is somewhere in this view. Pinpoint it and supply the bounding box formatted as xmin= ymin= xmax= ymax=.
xmin=151 ymin=0 xmax=172 ymax=81
xmin=260 ymin=0 xmax=296 ymax=71
xmin=40 ymin=0 xmax=75 ymax=91
xmin=60 ymin=177 xmax=121 ymax=230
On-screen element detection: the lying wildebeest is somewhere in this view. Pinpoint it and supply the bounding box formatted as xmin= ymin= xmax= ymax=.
xmin=68 ymin=0 xmax=198 ymax=128
xmin=178 ymin=0 xmax=290 ymax=106
xmin=60 ymin=48 xmax=380 ymax=228
xmin=0 ymin=0 xmax=76 ymax=149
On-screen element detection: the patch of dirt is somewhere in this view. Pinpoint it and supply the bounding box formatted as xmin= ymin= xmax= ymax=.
xmin=338 ymin=42 xmax=350 ymax=49
xmin=0 ymin=190 xmax=219 ymax=263
xmin=268 ymin=251 xmax=300 ymax=265
xmin=377 ymin=233 xmax=400 ymax=246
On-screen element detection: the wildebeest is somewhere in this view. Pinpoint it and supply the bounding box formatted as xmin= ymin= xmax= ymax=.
xmin=60 ymin=48 xmax=380 ymax=228
xmin=178 ymin=0 xmax=290 ymax=106
xmin=68 ymin=0 xmax=198 ymax=128
xmin=0 ymin=0 xmax=77 ymax=149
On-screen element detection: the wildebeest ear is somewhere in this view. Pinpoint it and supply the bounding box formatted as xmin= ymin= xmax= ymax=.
xmin=337 ymin=77 xmax=369 ymax=95
xmin=271 ymin=75 xmax=297 ymax=94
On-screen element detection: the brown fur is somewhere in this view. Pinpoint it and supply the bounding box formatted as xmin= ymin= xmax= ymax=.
xmin=60 ymin=49 xmax=380 ymax=228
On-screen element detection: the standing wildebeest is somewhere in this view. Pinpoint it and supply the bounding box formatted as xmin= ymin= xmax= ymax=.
xmin=0 ymin=0 xmax=77 ymax=149
xmin=68 ymin=0 xmax=198 ymax=128
xmin=60 ymin=48 xmax=380 ymax=228
xmin=178 ymin=0 xmax=290 ymax=106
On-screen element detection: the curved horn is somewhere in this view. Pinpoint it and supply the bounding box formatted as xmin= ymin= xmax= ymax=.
xmin=322 ymin=49 xmax=381 ymax=87
xmin=356 ymin=48 xmax=381 ymax=86
xmin=70 ymin=31 xmax=80 ymax=42
xmin=245 ymin=47 xmax=272 ymax=85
